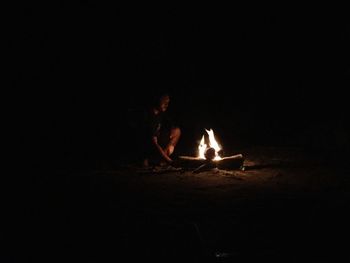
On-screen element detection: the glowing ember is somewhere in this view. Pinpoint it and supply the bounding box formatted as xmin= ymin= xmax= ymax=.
xmin=198 ymin=129 xmax=222 ymax=161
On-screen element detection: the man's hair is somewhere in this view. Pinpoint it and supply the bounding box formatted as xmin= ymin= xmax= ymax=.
xmin=150 ymin=90 xmax=171 ymax=107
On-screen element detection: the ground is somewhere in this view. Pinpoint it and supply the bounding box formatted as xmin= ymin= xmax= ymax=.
xmin=6 ymin=147 xmax=350 ymax=262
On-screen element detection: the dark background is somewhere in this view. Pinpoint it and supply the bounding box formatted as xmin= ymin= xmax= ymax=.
xmin=10 ymin=3 xmax=350 ymax=170
xmin=6 ymin=4 xmax=350 ymax=262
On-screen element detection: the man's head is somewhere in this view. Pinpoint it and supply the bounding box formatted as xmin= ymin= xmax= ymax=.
xmin=152 ymin=91 xmax=170 ymax=113
xmin=157 ymin=94 xmax=170 ymax=112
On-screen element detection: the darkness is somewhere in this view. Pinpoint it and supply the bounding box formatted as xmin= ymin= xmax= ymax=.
xmin=7 ymin=3 xmax=350 ymax=262
xmin=10 ymin=4 xmax=349 ymax=170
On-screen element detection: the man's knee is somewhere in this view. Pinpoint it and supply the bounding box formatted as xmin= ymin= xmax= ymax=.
xmin=171 ymin=127 xmax=181 ymax=138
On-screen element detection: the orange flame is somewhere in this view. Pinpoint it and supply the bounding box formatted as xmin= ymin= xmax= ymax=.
xmin=197 ymin=129 xmax=222 ymax=161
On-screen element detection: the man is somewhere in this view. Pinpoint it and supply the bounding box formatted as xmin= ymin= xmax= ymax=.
xmin=142 ymin=92 xmax=181 ymax=167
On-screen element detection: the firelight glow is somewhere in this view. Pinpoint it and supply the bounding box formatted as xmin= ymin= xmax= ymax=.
xmin=198 ymin=129 xmax=222 ymax=161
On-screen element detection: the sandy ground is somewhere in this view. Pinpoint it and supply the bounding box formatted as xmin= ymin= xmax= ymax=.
xmin=6 ymin=147 xmax=350 ymax=262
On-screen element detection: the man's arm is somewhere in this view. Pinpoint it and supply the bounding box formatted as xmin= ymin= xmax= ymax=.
xmin=151 ymin=136 xmax=173 ymax=163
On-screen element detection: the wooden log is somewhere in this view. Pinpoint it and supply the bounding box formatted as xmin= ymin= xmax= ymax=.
xmin=217 ymin=154 xmax=244 ymax=169
xmin=177 ymin=156 xmax=207 ymax=168
xmin=177 ymin=154 xmax=244 ymax=170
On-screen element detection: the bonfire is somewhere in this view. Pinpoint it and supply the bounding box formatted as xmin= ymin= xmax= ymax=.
xmin=179 ymin=129 xmax=244 ymax=172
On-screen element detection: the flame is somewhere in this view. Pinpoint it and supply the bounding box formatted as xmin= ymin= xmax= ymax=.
xmin=198 ymin=135 xmax=207 ymax=159
xmin=197 ymin=129 xmax=222 ymax=161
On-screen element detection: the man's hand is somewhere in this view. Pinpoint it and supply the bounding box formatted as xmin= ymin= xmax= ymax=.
xmin=164 ymin=145 xmax=175 ymax=156
xmin=164 ymin=155 xmax=173 ymax=164
xmin=152 ymin=136 xmax=173 ymax=163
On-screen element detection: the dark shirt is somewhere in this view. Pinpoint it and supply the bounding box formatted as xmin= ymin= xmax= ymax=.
xmin=143 ymin=110 xmax=174 ymax=138
xmin=140 ymin=110 xmax=178 ymax=155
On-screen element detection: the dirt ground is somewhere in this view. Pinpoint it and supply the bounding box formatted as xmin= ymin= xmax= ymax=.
xmin=6 ymin=147 xmax=350 ymax=262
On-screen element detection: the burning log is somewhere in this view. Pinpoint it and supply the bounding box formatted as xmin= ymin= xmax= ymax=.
xmin=177 ymin=154 xmax=244 ymax=171
xmin=177 ymin=129 xmax=244 ymax=172
xmin=177 ymin=156 xmax=207 ymax=168
xmin=204 ymin=147 xmax=216 ymax=160
xmin=217 ymin=154 xmax=244 ymax=169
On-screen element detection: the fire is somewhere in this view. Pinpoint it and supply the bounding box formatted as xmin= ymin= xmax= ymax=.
xmin=198 ymin=129 xmax=222 ymax=161
xmin=198 ymin=135 xmax=207 ymax=159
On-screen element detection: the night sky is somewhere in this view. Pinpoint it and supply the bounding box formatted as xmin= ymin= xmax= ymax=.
xmin=11 ymin=3 xmax=350 ymax=169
